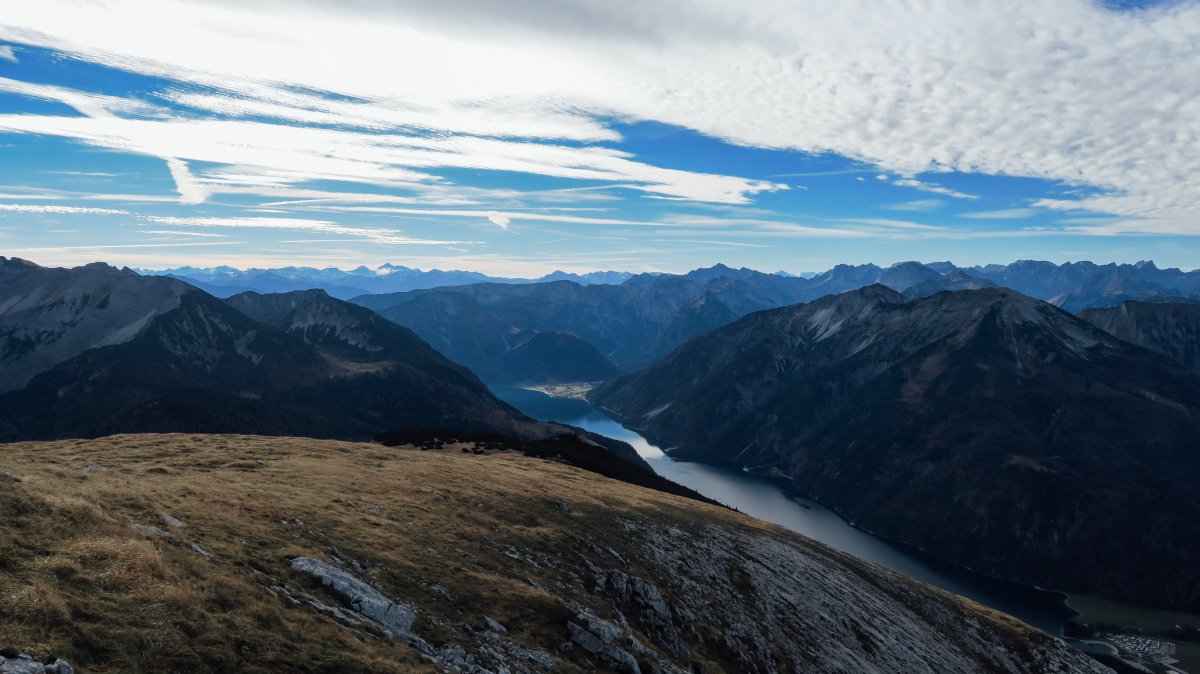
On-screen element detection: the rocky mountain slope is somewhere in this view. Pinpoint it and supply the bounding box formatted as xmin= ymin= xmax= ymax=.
xmin=352 ymin=267 xmax=815 ymax=373
xmin=0 ymin=257 xmax=191 ymax=392
xmin=350 ymin=262 xmax=1011 ymax=379
xmin=1081 ymin=300 xmax=1200 ymax=374
xmin=0 ymin=434 xmax=1112 ymax=674
xmin=590 ymin=286 xmax=1200 ymax=612
xmin=0 ymin=261 xmax=553 ymax=443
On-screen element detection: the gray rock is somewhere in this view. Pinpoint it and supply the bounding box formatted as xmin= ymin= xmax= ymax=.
xmin=290 ymin=556 xmax=416 ymax=637
xmin=159 ymin=511 xmax=184 ymax=528
xmin=84 ymin=464 xmax=107 ymax=473
xmin=1 ymin=471 xmax=21 ymax=484
xmin=190 ymin=543 xmax=211 ymax=557
xmin=0 ymin=654 xmax=43 ymax=674
xmin=483 ymin=616 xmax=508 ymax=634
xmin=130 ymin=524 xmax=171 ymax=538
xmin=567 ymin=612 xmax=641 ymax=674
xmin=595 ymin=571 xmax=687 ymax=657
xmin=0 ymin=655 xmax=73 ymax=674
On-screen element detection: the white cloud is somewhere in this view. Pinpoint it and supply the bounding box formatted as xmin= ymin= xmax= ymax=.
xmin=0 ymin=76 xmax=160 ymax=118
xmin=885 ymin=199 xmax=944 ymax=212
xmin=0 ymin=203 xmax=128 ymax=215
xmin=0 ymin=114 xmax=780 ymax=204
xmin=164 ymin=157 xmax=211 ymax=205
xmin=142 ymin=215 xmax=467 ymax=245
xmin=141 ymin=229 xmax=229 ymax=237
xmin=0 ymin=1 xmax=1199 ymax=230
xmin=302 ymin=205 xmax=671 ymax=227
xmin=961 ymin=208 xmax=1040 ymax=220
xmin=0 ymin=45 xmax=16 ymax=63
xmin=891 ymin=179 xmax=977 ymax=201
xmin=486 ymin=211 xmax=511 ymax=230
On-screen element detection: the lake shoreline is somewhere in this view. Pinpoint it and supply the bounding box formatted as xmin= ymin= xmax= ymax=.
xmin=495 ymin=385 xmax=1079 ymax=635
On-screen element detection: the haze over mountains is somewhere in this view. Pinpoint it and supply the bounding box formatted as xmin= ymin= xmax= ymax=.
xmin=590 ymin=285 xmax=1200 ymax=612
xmin=152 ymin=258 xmax=1200 ymax=310
xmin=340 ymin=259 xmax=1198 ymax=384
xmin=144 ymin=264 xmax=636 ymax=300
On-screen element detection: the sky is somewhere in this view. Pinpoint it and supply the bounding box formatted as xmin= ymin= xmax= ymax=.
xmin=1 ymin=0 xmax=1199 ymax=275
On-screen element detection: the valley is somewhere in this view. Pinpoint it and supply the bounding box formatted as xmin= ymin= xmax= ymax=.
xmin=5 ymin=256 xmax=1200 ymax=673
xmin=492 ymin=386 xmax=1079 ymax=636
xmin=5 ymin=4 xmax=1200 ymax=670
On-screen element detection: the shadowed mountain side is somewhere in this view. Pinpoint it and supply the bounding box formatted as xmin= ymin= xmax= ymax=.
xmin=0 ymin=290 xmax=531 ymax=442
xmin=591 ymin=286 xmax=1200 ymax=612
xmin=1081 ymin=299 xmax=1200 ymax=374
xmin=488 ymin=331 xmax=621 ymax=385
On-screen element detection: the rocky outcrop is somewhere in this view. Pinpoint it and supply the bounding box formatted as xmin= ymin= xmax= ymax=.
xmin=0 ymin=653 xmax=73 ymax=674
xmin=593 ymin=571 xmax=687 ymax=657
xmin=566 ymin=612 xmax=644 ymax=673
xmin=289 ymin=556 xmax=417 ymax=638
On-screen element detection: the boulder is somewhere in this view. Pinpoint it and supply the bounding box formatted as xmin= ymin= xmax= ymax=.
xmin=289 ymin=556 xmax=416 ymax=637
xmin=0 ymin=654 xmax=73 ymax=674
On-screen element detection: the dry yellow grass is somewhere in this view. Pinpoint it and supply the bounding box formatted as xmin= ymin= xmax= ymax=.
xmin=0 ymin=433 xmax=745 ymax=672
xmin=0 ymin=433 xmax=1077 ymax=674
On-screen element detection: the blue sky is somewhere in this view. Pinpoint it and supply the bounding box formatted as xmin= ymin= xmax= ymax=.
xmin=1 ymin=0 xmax=1199 ymax=275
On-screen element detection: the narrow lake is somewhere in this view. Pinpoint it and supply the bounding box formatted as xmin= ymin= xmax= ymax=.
xmin=493 ymin=386 xmax=1077 ymax=636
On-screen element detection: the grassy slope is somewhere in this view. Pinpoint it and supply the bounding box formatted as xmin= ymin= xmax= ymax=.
xmin=0 ymin=434 xmax=1104 ymax=674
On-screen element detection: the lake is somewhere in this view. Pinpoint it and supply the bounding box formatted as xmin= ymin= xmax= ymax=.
xmin=493 ymin=385 xmax=1077 ymax=635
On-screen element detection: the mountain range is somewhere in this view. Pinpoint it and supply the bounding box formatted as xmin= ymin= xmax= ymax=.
xmin=10 ymin=253 xmax=1200 ymax=623
xmin=590 ymin=285 xmax=1200 ymax=612
xmin=143 ymin=263 xmax=636 ymax=299
xmin=0 ymin=258 xmax=637 ymax=467
xmin=149 ymin=259 xmax=1200 ymax=312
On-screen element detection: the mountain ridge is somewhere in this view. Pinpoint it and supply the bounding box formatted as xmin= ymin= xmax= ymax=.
xmin=589 ymin=286 xmax=1200 ymax=611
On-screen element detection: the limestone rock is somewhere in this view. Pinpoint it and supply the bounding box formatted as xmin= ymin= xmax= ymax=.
xmin=594 ymin=570 xmax=687 ymax=657
xmin=567 ymin=612 xmax=641 ymax=674
xmin=290 ymin=556 xmax=416 ymax=637
xmin=0 ymin=654 xmax=74 ymax=674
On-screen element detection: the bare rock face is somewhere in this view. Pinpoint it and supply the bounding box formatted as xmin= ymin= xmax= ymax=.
xmin=567 ymin=612 xmax=644 ymax=674
xmin=594 ymin=571 xmax=688 ymax=658
xmin=289 ymin=556 xmax=417 ymax=637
